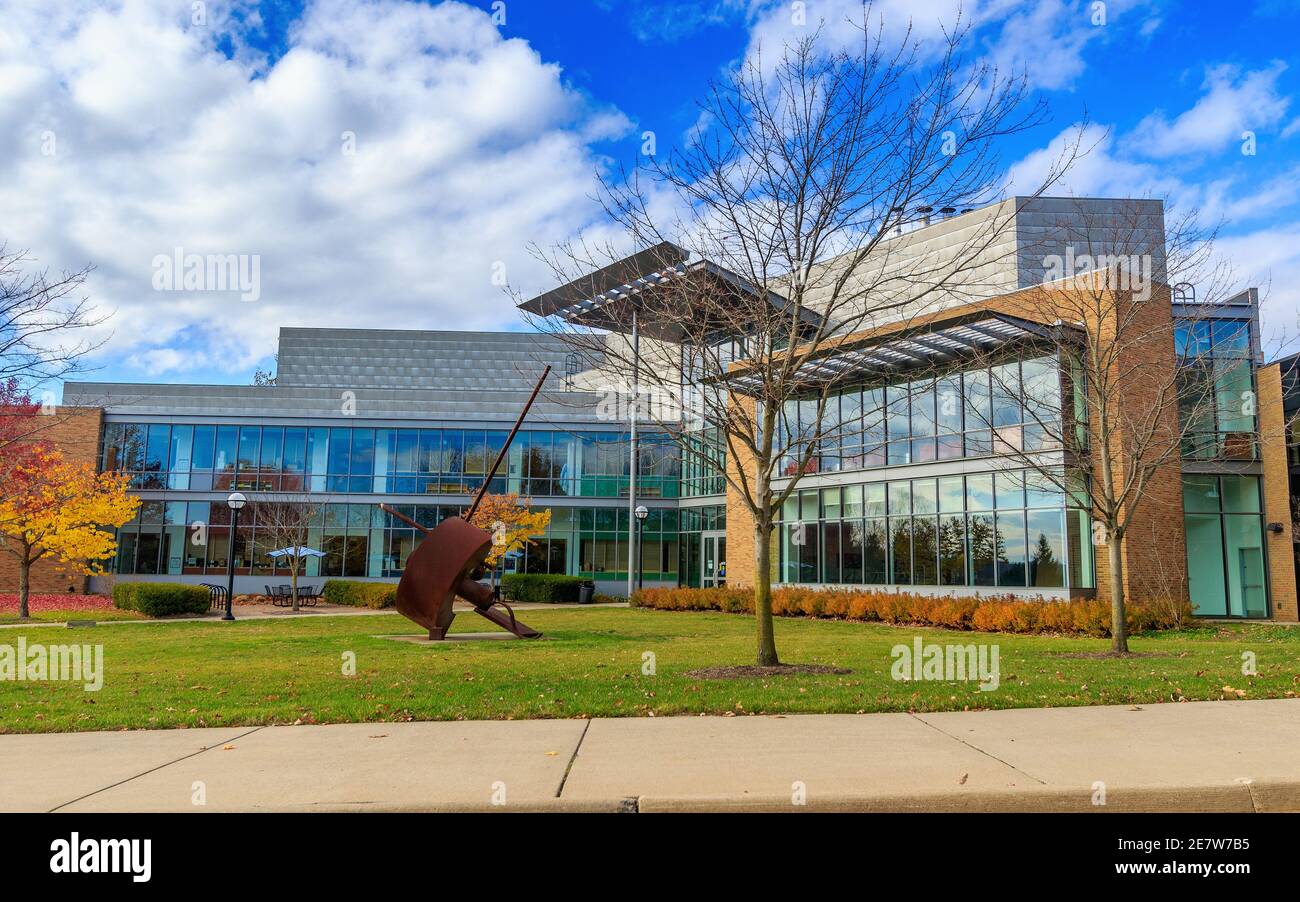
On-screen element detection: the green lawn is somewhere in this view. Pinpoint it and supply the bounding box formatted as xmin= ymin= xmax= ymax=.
xmin=0 ymin=607 xmax=1296 ymax=733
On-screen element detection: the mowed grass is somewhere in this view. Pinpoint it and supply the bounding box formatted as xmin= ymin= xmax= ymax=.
xmin=1 ymin=607 xmax=1297 ymax=733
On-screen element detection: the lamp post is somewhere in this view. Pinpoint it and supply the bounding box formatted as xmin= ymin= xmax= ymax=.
xmin=223 ymin=491 xmax=246 ymax=621
xmin=634 ymin=505 xmax=649 ymax=592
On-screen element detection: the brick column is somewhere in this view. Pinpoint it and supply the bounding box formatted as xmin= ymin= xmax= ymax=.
xmin=1256 ymin=364 xmax=1298 ymax=621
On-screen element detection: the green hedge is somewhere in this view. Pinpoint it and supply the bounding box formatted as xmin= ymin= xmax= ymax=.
xmin=322 ymin=580 xmax=396 ymax=609
xmin=112 ymin=583 xmax=211 ymax=617
xmin=501 ymin=573 xmax=585 ymax=603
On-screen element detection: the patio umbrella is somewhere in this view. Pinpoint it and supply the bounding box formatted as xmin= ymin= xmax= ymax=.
xmin=266 ymin=546 xmax=327 ymax=559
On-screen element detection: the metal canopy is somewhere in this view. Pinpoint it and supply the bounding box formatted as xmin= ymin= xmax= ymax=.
xmin=517 ymin=242 xmax=824 ymax=343
xmin=727 ymin=311 xmax=1079 ymax=395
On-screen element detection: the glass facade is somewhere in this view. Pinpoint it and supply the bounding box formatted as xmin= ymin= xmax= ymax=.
xmin=777 ymin=469 xmax=1094 ymax=590
xmin=1182 ymin=474 xmax=1268 ymax=617
xmin=774 ymin=353 xmax=1068 ymax=476
xmin=100 ymin=424 xmax=681 ymax=499
xmin=1175 ymin=318 xmax=1257 ymax=460
xmin=112 ymin=500 xmax=680 ymax=583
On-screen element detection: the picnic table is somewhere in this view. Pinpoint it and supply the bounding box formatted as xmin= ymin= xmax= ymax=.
xmin=266 ymin=584 xmax=320 ymax=607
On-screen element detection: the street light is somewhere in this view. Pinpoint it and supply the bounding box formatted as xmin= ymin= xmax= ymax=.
xmin=223 ymin=491 xmax=247 ymax=621
xmin=634 ymin=505 xmax=649 ymax=592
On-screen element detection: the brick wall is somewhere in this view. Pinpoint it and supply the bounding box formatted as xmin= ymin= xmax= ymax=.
xmin=1256 ymin=364 xmax=1298 ymax=621
xmin=0 ymin=406 xmax=104 ymax=594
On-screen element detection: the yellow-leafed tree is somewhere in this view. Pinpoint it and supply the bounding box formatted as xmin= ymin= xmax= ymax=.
xmin=0 ymin=449 xmax=139 ymax=619
xmin=467 ymin=493 xmax=551 ymax=567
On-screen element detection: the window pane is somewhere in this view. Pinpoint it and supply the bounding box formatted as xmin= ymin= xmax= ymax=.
xmin=995 ymin=510 xmax=1027 ymax=587
xmin=912 ymin=516 xmax=938 ymax=585
xmin=995 ymin=471 xmax=1024 ymax=509
xmin=237 ymin=427 xmax=260 ymax=469
xmin=1221 ymin=475 xmax=1260 ymax=513
xmin=1027 ymin=509 xmax=1065 ymax=588
xmin=888 ymin=481 xmax=911 ymax=516
xmin=889 ymin=518 xmax=912 ymax=584
xmin=1183 ymin=475 xmax=1220 ymax=512
xmin=1223 ymin=515 xmax=1267 ymax=617
xmin=283 ymin=428 xmax=307 ymax=474
xmin=1186 ymin=513 xmax=1227 ymax=616
xmin=939 ymin=515 xmax=966 ymax=585
xmin=863 ymin=518 xmax=887 ymax=583
xmin=259 ymin=426 xmax=283 ymax=470
xmin=822 ymin=522 xmax=842 ymax=583
xmin=842 ymin=521 xmax=864 ymax=583
xmin=938 ymin=476 xmax=964 ymax=513
xmin=991 ymin=362 xmax=1021 ymax=428
xmin=865 ymin=483 xmax=886 ymax=517
xmin=911 ymin=478 xmax=937 ymax=514
xmin=966 ymin=474 xmax=994 ymax=511
xmin=968 ymin=513 xmax=995 ymax=586
xmin=936 ymin=375 xmax=962 ymax=432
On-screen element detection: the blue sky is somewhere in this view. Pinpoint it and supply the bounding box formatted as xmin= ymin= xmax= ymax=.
xmin=1 ymin=0 xmax=1298 ymax=392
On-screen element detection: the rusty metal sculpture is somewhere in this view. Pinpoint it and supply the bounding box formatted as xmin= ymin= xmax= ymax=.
xmin=379 ymin=367 xmax=550 ymax=641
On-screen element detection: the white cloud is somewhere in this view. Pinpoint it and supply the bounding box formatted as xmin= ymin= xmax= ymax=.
xmin=0 ymin=0 xmax=633 ymax=380
xmin=1127 ymin=62 xmax=1292 ymax=158
xmin=739 ymin=0 xmax=1160 ymax=92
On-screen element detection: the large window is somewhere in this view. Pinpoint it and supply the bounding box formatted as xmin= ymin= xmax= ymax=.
xmin=110 ymin=501 xmax=676 ymax=582
xmin=1182 ymin=475 xmax=1268 ymax=617
xmin=778 ymin=468 xmax=1090 ymax=590
xmin=100 ymin=424 xmax=684 ymax=499
xmin=1176 ymin=318 xmax=1257 ymax=460
xmin=773 ymin=353 xmax=1065 ymax=476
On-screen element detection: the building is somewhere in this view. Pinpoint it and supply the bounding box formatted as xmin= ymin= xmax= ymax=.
xmin=38 ymin=196 xmax=1296 ymax=621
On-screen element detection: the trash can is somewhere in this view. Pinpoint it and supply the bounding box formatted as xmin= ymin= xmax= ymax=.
xmin=578 ymin=581 xmax=595 ymax=605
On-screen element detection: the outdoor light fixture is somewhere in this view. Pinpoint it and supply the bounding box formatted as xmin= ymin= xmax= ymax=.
xmin=1268 ymin=522 xmax=1284 ymax=534
xmin=223 ymin=492 xmax=247 ymax=621
xmin=634 ymin=505 xmax=649 ymax=592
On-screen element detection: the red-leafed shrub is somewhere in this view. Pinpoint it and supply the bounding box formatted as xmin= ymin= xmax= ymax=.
xmin=630 ymin=586 xmax=1190 ymax=636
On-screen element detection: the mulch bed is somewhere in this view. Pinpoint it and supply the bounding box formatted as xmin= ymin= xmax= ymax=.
xmin=0 ymin=593 xmax=115 ymax=613
xmin=685 ymin=663 xmax=853 ymax=680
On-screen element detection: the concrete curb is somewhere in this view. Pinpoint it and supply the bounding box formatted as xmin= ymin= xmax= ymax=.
xmin=635 ymin=783 xmax=1294 ymax=813
xmin=63 ymin=784 xmax=1300 ymax=814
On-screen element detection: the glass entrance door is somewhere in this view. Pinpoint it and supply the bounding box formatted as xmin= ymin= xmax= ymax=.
xmin=702 ymin=532 xmax=726 ymax=588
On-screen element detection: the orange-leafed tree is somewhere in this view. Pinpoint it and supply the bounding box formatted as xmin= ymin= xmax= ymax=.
xmin=0 ymin=449 xmax=139 ymax=619
xmin=467 ymin=493 xmax=551 ymax=568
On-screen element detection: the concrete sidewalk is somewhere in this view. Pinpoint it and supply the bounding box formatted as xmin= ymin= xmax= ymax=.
xmin=3 ymin=699 xmax=1298 ymax=812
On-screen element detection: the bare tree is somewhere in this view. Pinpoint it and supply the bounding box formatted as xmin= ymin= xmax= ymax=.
xmin=0 ymin=244 xmax=108 ymax=470
xmin=523 ymin=11 xmax=1076 ymax=666
xmin=964 ymin=199 xmax=1251 ymax=653
xmin=0 ymin=244 xmax=105 ymax=388
xmin=250 ymin=495 xmax=325 ymax=612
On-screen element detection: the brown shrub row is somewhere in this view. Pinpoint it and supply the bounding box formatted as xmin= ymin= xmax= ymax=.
xmin=630 ymin=586 xmax=1192 ymax=636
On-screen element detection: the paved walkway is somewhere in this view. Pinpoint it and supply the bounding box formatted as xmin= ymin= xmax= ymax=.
xmin=4 ymin=698 xmax=1298 ymax=812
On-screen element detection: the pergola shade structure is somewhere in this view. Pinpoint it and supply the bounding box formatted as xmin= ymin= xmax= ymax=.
xmin=726 ymin=310 xmax=1083 ymax=395
xmin=518 ymin=242 xmax=824 ymax=344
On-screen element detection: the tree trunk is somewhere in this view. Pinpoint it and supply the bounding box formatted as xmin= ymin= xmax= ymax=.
xmin=754 ymin=522 xmax=779 ymax=666
xmin=1108 ymin=534 xmax=1129 ymax=654
xmin=18 ymin=554 xmax=31 ymax=620
xmin=291 ymin=560 xmax=300 ymax=613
